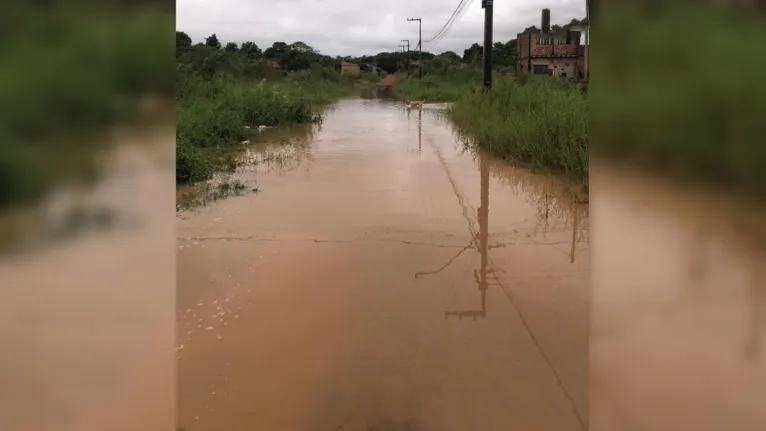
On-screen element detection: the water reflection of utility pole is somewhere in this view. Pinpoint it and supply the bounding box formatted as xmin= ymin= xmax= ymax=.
xmin=569 ymin=206 xmax=579 ymax=264
xmin=746 ymin=261 xmax=764 ymax=363
xmin=418 ymin=108 xmax=422 ymax=154
xmin=445 ymin=152 xmax=490 ymax=321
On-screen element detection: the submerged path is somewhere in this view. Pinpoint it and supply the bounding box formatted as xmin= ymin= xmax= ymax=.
xmin=176 ymin=99 xmax=590 ymax=431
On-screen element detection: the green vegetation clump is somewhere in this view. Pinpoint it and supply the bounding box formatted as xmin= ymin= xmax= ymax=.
xmin=174 ymin=15 xmax=592 ymax=187
xmin=0 ymin=5 xmax=173 ymax=210
xmin=175 ymin=38 xmax=382 ymax=183
xmin=393 ymin=68 xmax=482 ymax=102
xmin=381 ymin=25 xmax=588 ymax=187
xmin=592 ymin=3 xmax=766 ymax=199
xmin=176 ymin=74 xmax=316 ymax=183
xmin=450 ymin=76 xmax=588 ymax=185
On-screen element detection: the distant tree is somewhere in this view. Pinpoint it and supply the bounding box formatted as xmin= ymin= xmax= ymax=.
xmin=239 ymin=42 xmax=262 ymax=59
xmin=264 ymin=41 xmax=288 ymax=58
xmin=462 ymin=43 xmax=482 ymax=63
xmin=199 ymin=49 xmax=228 ymax=78
xmin=424 ymin=56 xmax=452 ymax=75
xmin=374 ymin=52 xmax=400 ymax=74
xmin=224 ymin=42 xmax=238 ymax=52
xmin=358 ymin=55 xmax=374 ymax=64
xmin=176 ymin=31 xmax=192 ymax=53
xmin=522 ymin=25 xmax=539 ymax=33
xmin=438 ymin=51 xmax=461 ymax=63
xmin=281 ymin=49 xmax=311 ymax=71
xmin=492 ymin=39 xmax=517 ymax=68
xmin=205 ymin=34 xmax=221 ymax=49
xmin=290 ymin=41 xmax=316 ymax=54
xmin=492 ymin=42 xmax=504 ymax=65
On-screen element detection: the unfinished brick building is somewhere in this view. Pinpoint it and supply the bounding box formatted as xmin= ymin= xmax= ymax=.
xmin=516 ymin=8 xmax=587 ymax=80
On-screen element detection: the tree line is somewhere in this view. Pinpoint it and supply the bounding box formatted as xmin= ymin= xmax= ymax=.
xmin=176 ymin=16 xmax=587 ymax=77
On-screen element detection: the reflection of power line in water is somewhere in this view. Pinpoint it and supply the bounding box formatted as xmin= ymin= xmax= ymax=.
xmin=421 ymin=133 xmax=588 ymax=430
xmin=746 ymin=264 xmax=764 ymax=362
xmin=425 ymin=136 xmax=478 ymax=237
xmin=415 ymin=240 xmax=475 ymax=279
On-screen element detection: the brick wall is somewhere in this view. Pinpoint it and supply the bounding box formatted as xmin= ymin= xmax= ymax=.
xmin=554 ymin=44 xmax=578 ymax=56
xmin=531 ymin=38 xmax=579 ymax=57
xmin=519 ymin=32 xmax=581 ymax=59
xmin=516 ymin=33 xmax=528 ymax=74
xmin=517 ymin=31 xmax=583 ymax=75
xmin=517 ymin=33 xmax=530 ymax=60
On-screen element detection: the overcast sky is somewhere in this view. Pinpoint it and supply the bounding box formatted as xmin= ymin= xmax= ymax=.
xmin=177 ymin=0 xmax=586 ymax=56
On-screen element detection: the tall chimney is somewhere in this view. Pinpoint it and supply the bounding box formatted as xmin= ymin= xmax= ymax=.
xmin=541 ymin=8 xmax=551 ymax=33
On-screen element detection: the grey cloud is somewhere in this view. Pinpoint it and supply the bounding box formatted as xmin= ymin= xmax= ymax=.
xmin=177 ymin=0 xmax=585 ymax=56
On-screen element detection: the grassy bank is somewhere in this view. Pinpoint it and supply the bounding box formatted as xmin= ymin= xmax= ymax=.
xmin=393 ymin=68 xmax=482 ymax=102
xmin=177 ymin=73 xmax=315 ymax=183
xmin=391 ymin=65 xmax=588 ymax=187
xmin=176 ymin=66 xmax=375 ymax=183
xmin=592 ymin=3 xmax=766 ymax=199
xmin=1 ymin=5 xmax=172 ymax=210
xmin=450 ymin=75 xmax=588 ymax=186
xmin=393 ymin=74 xmax=477 ymax=102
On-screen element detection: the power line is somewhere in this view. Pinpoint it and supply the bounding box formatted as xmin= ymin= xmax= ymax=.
xmin=424 ymin=0 xmax=474 ymax=45
xmin=427 ymin=0 xmax=470 ymax=42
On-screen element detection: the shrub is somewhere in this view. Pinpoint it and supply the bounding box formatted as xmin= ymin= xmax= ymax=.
xmin=450 ymin=76 xmax=588 ymax=184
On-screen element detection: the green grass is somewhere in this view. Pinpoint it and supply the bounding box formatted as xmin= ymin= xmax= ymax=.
xmin=0 ymin=5 xmax=173 ymax=210
xmin=449 ymin=75 xmax=588 ymax=186
xmin=392 ymin=67 xmax=588 ymax=187
xmin=592 ymin=2 xmax=766 ymax=199
xmin=394 ymin=75 xmax=474 ymax=102
xmin=393 ymin=68 xmax=483 ymax=102
xmin=176 ymin=74 xmax=320 ymax=183
xmin=175 ymin=50 xmax=382 ymax=184
xmin=283 ymin=68 xmax=379 ymax=103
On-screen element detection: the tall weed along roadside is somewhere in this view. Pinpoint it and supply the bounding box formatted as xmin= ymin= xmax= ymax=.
xmin=1 ymin=6 xmax=173 ymax=210
xmin=592 ymin=3 xmax=766 ymax=201
xmin=449 ymin=76 xmax=588 ymax=187
xmin=175 ymin=52 xmax=379 ymax=184
xmin=176 ymin=74 xmax=321 ymax=183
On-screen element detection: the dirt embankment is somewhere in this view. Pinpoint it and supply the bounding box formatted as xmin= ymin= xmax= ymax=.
xmin=377 ymin=74 xmax=398 ymax=87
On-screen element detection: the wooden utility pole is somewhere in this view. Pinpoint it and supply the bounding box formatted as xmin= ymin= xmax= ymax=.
xmin=481 ymin=0 xmax=494 ymax=89
xmin=585 ymin=0 xmax=590 ymax=81
xmin=401 ymin=39 xmax=410 ymax=51
xmin=407 ymin=18 xmax=422 ymax=79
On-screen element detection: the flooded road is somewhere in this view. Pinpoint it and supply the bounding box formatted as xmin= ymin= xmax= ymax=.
xmin=590 ymin=164 xmax=766 ymax=431
xmin=176 ymin=99 xmax=589 ymax=431
xmin=1 ymin=127 xmax=175 ymax=431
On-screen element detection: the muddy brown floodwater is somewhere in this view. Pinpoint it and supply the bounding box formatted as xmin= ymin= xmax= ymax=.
xmin=590 ymin=163 xmax=766 ymax=431
xmin=176 ymin=99 xmax=589 ymax=431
